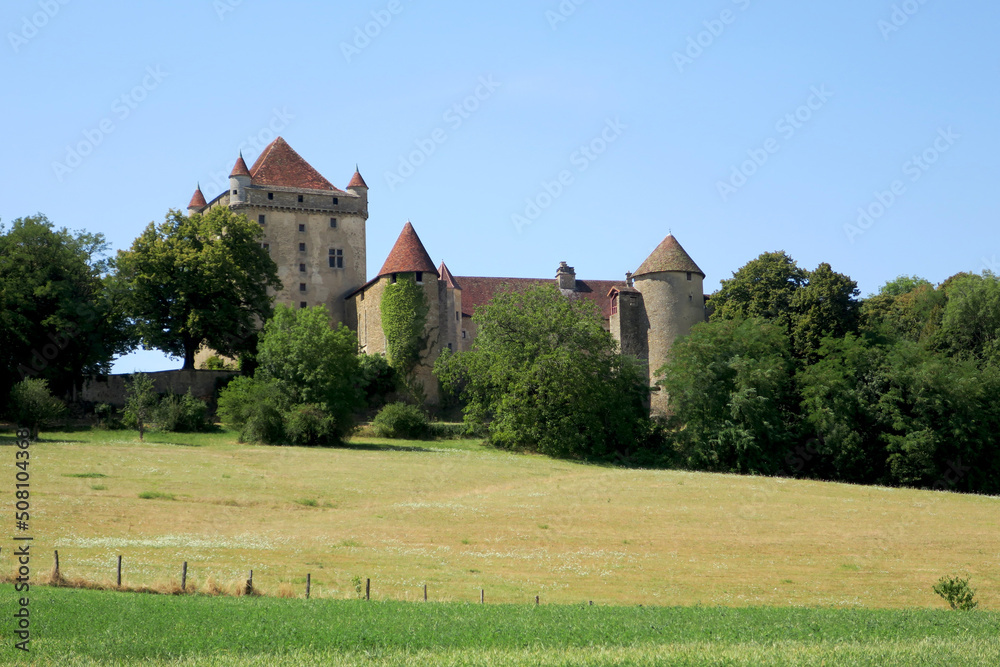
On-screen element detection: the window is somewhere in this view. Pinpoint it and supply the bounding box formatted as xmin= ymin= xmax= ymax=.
xmin=300 ymin=301 xmax=307 ymax=309
xmin=332 ymin=197 xmax=339 ymax=205
xmin=232 ymin=189 xmax=238 ymax=195
xmin=298 ymin=224 xmax=305 ymax=232
xmin=611 ymin=295 xmax=618 ymax=315
xmin=262 ymin=243 xmax=269 ymax=252
xmin=456 ymin=311 xmax=459 ymax=321
xmin=415 ymin=271 xmax=423 ymax=284
xmin=462 ymin=330 xmax=467 ymax=339
xmin=258 ymin=214 xmax=266 ymax=225
xmin=689 ymin=295 xmax=693 ymax=302
xmin=299 ymin=243 xmax=306 ymax=252
xmin=268 ymin=192 xmax=274 ymax=200
xmin=328 ymin=248 xmax=343 ymax=269
xmin=299 ymin=283 xmax=307 ymax=292
xmin=298 ymin=195 xmax=304 ymax=203
xmin=686 ymin=272 xmax=692 ymax=281
xmin=330 ymin=217 xmax=337 ymax=228
xmin=299 ymin=263 xmax=306 ymax=272
xmin=448 ymin=343 xmax=453 ymax=351
xmin=391 ymin=273 xmax=397 ymax=283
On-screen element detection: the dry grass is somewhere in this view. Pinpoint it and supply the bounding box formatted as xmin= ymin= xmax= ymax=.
xmin=4 ymin=428 xmax=999 ymax=608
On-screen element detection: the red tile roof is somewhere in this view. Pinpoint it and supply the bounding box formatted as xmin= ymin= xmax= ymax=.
xmin=633 ymin=234 xmax=704 ymax=278
xmin=248 ymin=137 xmax=343 ymax=192
xmin=188 ymin=185 xmax=207 ymax=209
xmin=438 ymin=261 xmax=461 ymax=290
xmin=377 ymin=222 xmax=439 ymax=278
xmin=454 ymin=277 xmax=626 ymax=320
xmin=230 ymin=153 xmax=251 ymax=178
xmin=348 ymin=168 xmax=368 ymax=190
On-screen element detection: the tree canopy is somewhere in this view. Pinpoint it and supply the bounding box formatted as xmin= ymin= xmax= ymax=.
xmin=115 ymin=207 xmax=280 ymax=369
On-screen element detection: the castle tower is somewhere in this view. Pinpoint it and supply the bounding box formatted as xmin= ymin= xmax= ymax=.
xmin=631 ymin=234 xmax=705 ymax=415
xmin=438 ymin=261 xmax=463 ymax=353
xmin=187 ymin=184 xmax=207 ymax=216
xmin=229 ymin=153 xmax=251 ymax=204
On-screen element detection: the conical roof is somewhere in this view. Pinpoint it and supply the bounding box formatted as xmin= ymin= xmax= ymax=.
xmin=633 ymin=234 xmax=704 ymax=278
xmin=248 ymin=137 xmax=342 ymax=191
xmin=230 ymin=153 xmax=251 ymax=178
xmin=377 ymin=222 xmax=438 ymax=278
xmin=348 ymin=167 xmax=368 ymax=190
xmin=438 ymin=261 xmax=461 ymax=289
xmin=188 ymin=184 xmax=207 ymax=209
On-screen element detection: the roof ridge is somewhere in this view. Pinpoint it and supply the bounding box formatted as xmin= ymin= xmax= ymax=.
xmin=247 ymin=137 xmax=343 ymax=192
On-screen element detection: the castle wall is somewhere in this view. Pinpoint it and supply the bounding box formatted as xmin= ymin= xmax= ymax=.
xmin=610 ymin=290 xmax=650 ymax=381
xmin=80 ymin=369 xmax=239 ymax=408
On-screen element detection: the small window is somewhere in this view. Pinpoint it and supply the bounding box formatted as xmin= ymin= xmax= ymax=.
xmin=267 ymin=192 xmax=274 ymax=200
xmin=299 ymin=301 xmax=307 ymax=309
xmin=360 ymin=292 xmax=365 ymax=301
xmin=298 ymin=195 xmax=304 ymax=203
xmin=391 ymin=273 xmax=397 ymax=283
xmin=332 ymin=197 xmax=339 ymax=205
xmin=232 ymin=189 xmax=238 ymax=195
xmin=299 ymin=263 xmax=306 ymax=272
xmin=262 ymin=243 xmax=269 ymax=251
xmin=686 ymin=272 xmax=692 ymax=281
xmin=299 ymin=243 xmax=306 ymax=252
xmin=258 ymin=215 xmax=266 ymax=225
xmin=299 ymin=283 xmax=307 ymax=292
xmin=330 ymin=217 xmax=337 ymax=228
xmin=456 ymin=311 xmax=459 ymax=321
xmin=611 ymin=295 xmax=618 ymax=315
xmin=462 ymin=330 xmax=467 ymax=339
xmin=328 ymin=248 xmax=343 ymax=269
xmin=416 ymin=271 xmax=423 ymax=284
xmin=298 ymin=224 xmax=305 ymax=232
xmin=448 ymin=343 xmax=453 ymax=351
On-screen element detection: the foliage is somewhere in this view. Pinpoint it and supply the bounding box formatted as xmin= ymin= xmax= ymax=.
xmin=437 ymin=285 xmax=650 ymax=459
xmin=379 ymin=273 xmax=430 ymax=397
xmin=154 ymin=390 xmax=210 ymax=432
xmin=216 ymin=375 xmax=289 ymax=445
xmin=938 ymin=271 xmax=1000 ymax=361
xmin=115 ymin=207 xmax=280 ymax=369
xmin=256 ymin=304 xmax=362 ymax=438
xmin=201 ymin=355 xmax=238 ymax=371
xmin=933 ymin=575 xmax=978 ymax=610
xmin=709 ymin=251 xmax=807 ymax=331
xmin=789 ymin=262 xmax=860 ymax=360
xmin=284 ymin=403 xmax=338 ymax=446
xmin=357 ymin=353 xmax=397 ymax=409
xmin=371 ymin=402 xmax=429 ymax=439
xmin=877 ymin=275 xmax=934 ymax=298
xmin=8 ymin=379 xmax=66 ymax=439
xmin=656 ymin=318 xmax=798 ymax=474
xmin=122 ymin=373 xmax=158 ymax=441
xmin=0 ymin=214 xmax=133 ymax=409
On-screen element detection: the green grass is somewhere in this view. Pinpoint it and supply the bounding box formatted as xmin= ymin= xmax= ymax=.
xmin=62 ymin=472 xmax=107 ymax=478
xmin=3 ymin=586 xmax=998 ymax=665
xmin=138 ymin=491 xmax=176 ymax=501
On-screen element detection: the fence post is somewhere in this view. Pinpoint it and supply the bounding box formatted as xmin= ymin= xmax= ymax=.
xmin=182 ymin=562 xmax=187 ymax=591
xmin=535 ymin=595 xmax=539 ymax=605
xmin=306 ymin=573 xmax=311 ymax=600
xmin=365 ymin=578 xmax=370 ymax=601
xmin=54 ymin=550 xmax=59 ymax=578
xmin=480 ymin=589 xmax=484 ymax=604
xmin=246 ymin=570 xmax=253 ymax=595
xmin=424 ymin=584 xmax=428 ymax=602
xmin=117 ymin=555 xmax=122 ymax=588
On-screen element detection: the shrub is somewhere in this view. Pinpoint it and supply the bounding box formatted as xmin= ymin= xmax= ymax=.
xmin=427 ymin=421 xmax=485 ymax=440
xmin=123 ymin=373 xmax=158 ymax=441
xmin=155 ymin=390 xmax=210 ymax=432
xmin=284 ymin=403 xmax=338 ymax=446
xmin=201 ymin=355 xmax=237 ymax=371
xmin=9 ymin=379 xmax=66 ymax=440
xmin=371 ymin=402 xmax=429 ymax=439
xmin=217 ymin=376 xmax=288 ymax=445
xmin=933 ymin=575 xmax=978 ymax=610
xmin=358 ymin=353 xmax=397 ymax=410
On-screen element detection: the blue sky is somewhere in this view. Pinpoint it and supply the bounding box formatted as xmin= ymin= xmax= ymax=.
xmin=2 ymin=0 xmax=998 ymax=373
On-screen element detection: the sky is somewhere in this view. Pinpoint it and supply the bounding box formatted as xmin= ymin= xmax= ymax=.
xmin=2 ymin=0 xmax=998 ymax=373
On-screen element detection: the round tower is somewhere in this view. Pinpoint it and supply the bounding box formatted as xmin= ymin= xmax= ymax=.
xmin=229 ymin=153 xmax=252 ymax=204
xmin=631 ymin=234 xmax=706 ymax=415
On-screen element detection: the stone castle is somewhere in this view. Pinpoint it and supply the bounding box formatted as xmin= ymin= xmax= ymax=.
xmin=186 ymin=137 xmax=706 ymax=413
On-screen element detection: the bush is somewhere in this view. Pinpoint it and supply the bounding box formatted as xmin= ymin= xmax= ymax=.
xmin=201 ymin=355 xmax=237 ymax=371
xmin=371 ymin=402 xmax=429 ymax=439
xmin=93 ymin=403 xmax=124 ymax=431
xmin=122 ymin=373 xmax=158 ymax=441
xmin=426 ymin=421 xmax=485 ymax=440
xmin=284 ymin=403 xmax=338 ymax=446
xmin=358 ymin=353 xmax=397 ymax=410
xmin=217 ymin=376 xmax=288 ymax=445
xmin=8 ymin=379 xmax=66 ymax=439
xmin=155 ymin=390 xmax=210 ymax=432
xmin=933 ymin=575 xmax=978 ymax=610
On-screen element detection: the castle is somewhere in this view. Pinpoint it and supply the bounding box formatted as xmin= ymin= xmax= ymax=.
xmin=186 ymin=137 xmax=706 ymax=413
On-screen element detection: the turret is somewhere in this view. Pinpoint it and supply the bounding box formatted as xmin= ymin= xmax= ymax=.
xmin=347 ymin=166 xmax=368 ymax=194
xmin=229 ymin=153 xmax=251 ymax=204
xmin=188 ymin=184 xmax=207 ymax=216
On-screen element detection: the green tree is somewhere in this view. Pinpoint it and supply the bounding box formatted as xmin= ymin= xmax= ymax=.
xmin=0 ymin=215 xmax=132 ymax=407
xmin=8 ymin=379 xmax=66 ymax=440
xmin=123 ymin=373 xmax=158 ymax=442
xmin=709 ymin=251 xmax=807 ymax=331
xmin=790 ymin=263 xmax=861 ymax=360
xmin=860 ymin=280 xmax=945 ymax=344
xmin=436 ymin=285 xmax=649 ymax=459
xmin=379 ymin=273 xmax=430 ymax=399
xmin=656 ymin=318 xmax=798 ymax=474
xmin=938 ymin=271 xmax=1000 ymax=362
xmin=115 ymin=207 xmax=280 ymax=369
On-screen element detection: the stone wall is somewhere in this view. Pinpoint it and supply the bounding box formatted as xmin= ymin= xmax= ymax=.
xmin=79 ymin=370 xmax=240 ymax=408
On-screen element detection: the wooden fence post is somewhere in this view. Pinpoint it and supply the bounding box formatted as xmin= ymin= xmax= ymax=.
xmin=535 ymin=595 xmax=539 ymax=605
xmin=480 ymin=589 xmax=484 ymax=604
xmin=424 ymin=584 xmax=428 ymax=602
xmin=117 ymin=555 xmax=122 ymax=588
xmin=306 ymin=573 xmax=311 ymax=600
xmin=54 ymin=550 xmax=59 ymax=578
xmin=365 ymin=578 xmax=370 ymax=600
xmin=182 ymin=562 xmax=187 ymax=591
xmin=246 ymin=570 xmax=253 ymax=595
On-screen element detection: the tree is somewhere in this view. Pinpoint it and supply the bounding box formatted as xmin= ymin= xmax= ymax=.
xmin=115 ymin=207 xmax=280 ymax=369
xmin=379 ymin=273 xmax=430 ymax=399
xmin=8 ymin=379 xmax=66 ymax=440
xmin=656 ymin=318 xmax=798 ymax=474
xmin=860 ymin=280 xmax=945 ymax=344
xmin=123 ymin=373 xmax=158 ymax=441
xmin=709 ymin=251 xmax=807 ymax=331
xmin=938 ymin=271 xmax=1000 ymax=362
xmin=0 ymin=215 xmax=132 ymax=408
xmin=436 ymin=285 xmax=649 ymax=459
xmin=789 ymin=263 xmax=860 ymax=360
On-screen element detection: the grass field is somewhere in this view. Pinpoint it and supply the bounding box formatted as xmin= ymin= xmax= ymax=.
xmin=0 ymin=426 xmax=998 ymax=610
xmin=2 ymin=586 xmax=998 ymax=665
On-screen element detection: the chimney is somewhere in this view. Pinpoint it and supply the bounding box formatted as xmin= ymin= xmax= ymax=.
xmin=556 ymin=261 xmax=576 ymax=291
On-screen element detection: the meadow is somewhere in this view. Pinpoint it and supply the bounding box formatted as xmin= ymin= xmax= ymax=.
xmin=1 ymin=586 xmax=998 ymax=666
xmin=1 ymin=427 xmax=998 ymax=609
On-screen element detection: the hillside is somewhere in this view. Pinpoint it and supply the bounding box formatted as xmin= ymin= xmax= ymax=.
xmin=3 ymin=428 xmax=997 ymax=609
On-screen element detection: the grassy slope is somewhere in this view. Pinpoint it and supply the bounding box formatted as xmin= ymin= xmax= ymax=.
xmin=0 ymin=428 xmax=998 ymax=608
xmin=2 ymin=586 xmax=999 ymax=666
